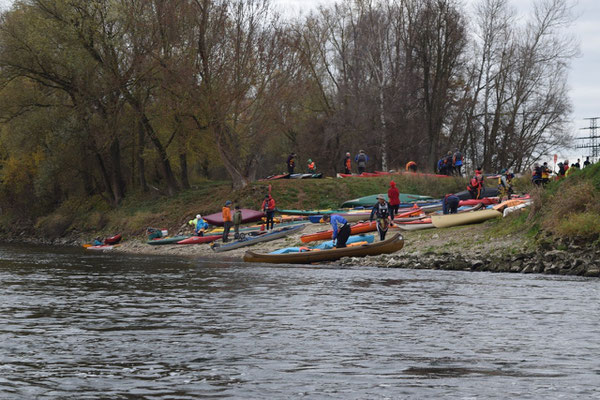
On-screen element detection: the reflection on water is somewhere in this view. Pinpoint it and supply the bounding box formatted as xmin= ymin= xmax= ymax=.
xmin=1 ymin=243 xmax=600 ymax=399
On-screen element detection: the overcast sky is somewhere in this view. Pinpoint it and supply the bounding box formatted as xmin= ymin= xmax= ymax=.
xmin=1 ymin=0 xmax=598 ymax=160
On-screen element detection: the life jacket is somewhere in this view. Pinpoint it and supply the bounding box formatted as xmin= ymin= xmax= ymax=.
xmin=345 ymin=157 xmax=351 ymax=170
xmin=308 ymin=161 xmax=315 ymax=171
xmin=222 ymin=206 xmax=232 ymax=222
xmin=262 ymin=197 xmax=276 ymax=212
xmin=372 ymin=202 xmax=389 ymax=219
xmin=541 ymin=167 xmax=549 ymax=179
xmin=453 ymin=151 xmax=463 ymax=165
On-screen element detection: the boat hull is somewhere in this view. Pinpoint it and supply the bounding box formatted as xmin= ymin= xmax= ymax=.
xmin=244 ymin=234 xmax=404 ymax=264
xmin=431 ymin=209 xmax=502 ymax=228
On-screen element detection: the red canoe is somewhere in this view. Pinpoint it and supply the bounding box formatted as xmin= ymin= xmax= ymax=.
xmin=203 ymin=209 xmax=265 ymax=226
xmin=459 ymin=198 xmax=498 ymax=206
xmin=300 ymin=221 xmax=377 ymax=243
xmin=104 ymin=234 xmax=122 ymax=245
xmin=177 ymin=235 xmax=221 ymax=244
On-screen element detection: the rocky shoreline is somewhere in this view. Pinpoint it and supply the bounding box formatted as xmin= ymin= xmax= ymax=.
xmin=3 ymin=222 xmax=599 ymax=278
xmin=340 ymin=244 xmax=600 ymax=278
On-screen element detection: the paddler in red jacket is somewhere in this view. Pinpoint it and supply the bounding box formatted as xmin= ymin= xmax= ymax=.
xmin=387 ymin=181 xmax=400 ymax=220
xmin=261 ymin=194 xmax=276 ymax=231
xmin=222 ymin=200 xmax=233 ymax=242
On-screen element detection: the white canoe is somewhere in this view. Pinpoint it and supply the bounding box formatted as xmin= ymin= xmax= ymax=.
xmin=431 ymin=209 xmax=502 ymax=228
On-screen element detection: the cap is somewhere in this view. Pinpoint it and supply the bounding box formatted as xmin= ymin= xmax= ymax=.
xmin=376 ymin=194 xmax=385 ymax=200
xmin=346 ymin=152 xmax=350 ymax=156
xmin=196 ymin=214 xmax=201 ymax=219
xmin=225 ymin=200 xmax=232 ymax=206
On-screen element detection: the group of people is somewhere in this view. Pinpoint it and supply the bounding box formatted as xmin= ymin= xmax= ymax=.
xmin=324 ymin=180 xmax=401 ymax=248
xmin=342 ymin=149 xmax=370 ymax=174
xmin=532 ymin=156 xmax=593 ymax=185
xmin=286 ymin=153 xmax=318 ymax=174
xmin=437 ymin=150 xmax=464 ymax=176
xmin=287 ymin=150 xmax=371 ymax=175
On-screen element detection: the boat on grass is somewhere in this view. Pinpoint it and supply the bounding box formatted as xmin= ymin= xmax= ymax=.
xmin=243 ymin=234 xmax=405 ymax=264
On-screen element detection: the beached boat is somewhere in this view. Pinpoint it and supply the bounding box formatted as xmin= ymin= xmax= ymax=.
xmin=203 ymin=208 xmax=265 ymax=226
xmin=300 ymin=221 xmax=377 ymax=243
xmin=243 ymin=234 xmax=405 ymax=264
xmin=431 ymin=209 xmax=502 ymax=228
xmin=341 ymin=193 xmax=434 ymax=208
xmin=395 ymin=218 xmax=434 ymax=231
xmin=211 ymin=224 xmax=307 ymax=253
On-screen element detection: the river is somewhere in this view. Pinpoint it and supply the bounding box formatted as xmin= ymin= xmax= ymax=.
xmin=1 ymin=243 xmax=599 ymax=399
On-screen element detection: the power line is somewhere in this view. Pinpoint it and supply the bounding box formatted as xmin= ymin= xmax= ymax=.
xmin=575 ymin=117 xmax=600 ymax=159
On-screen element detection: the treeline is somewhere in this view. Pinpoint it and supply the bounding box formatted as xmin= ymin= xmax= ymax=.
xmin=0 ymin=0 xmax=576 ymax=216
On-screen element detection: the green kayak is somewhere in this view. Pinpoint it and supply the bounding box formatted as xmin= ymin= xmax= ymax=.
xmin=341 ymin=193 xmax=434 ymax=208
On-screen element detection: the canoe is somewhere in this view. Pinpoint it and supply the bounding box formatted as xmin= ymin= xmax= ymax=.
xmin=86 ymin=244 xmax=120 ymax=251
xmin=203 ymin=208 xmax=265 ymax=226
xmin=503 ymin=203 xmax=530 ymax=217
xmin=244 ymin=233 xmax=405 ymax=264
xmin=341 ymin=193 xmax=434 ymax=208
xmin=300 ymin=221 xmax=377 ymax=243
xmin=336 ymin=211 xmax=372 ymax=222
xmin=269 ymin=234 xmax=375 ymax=254
xmin=395 ymin=218 xmax=434 ymax=231
xmin=492 ymin=199 xmax=525 ymax=212
xmin=259 ymin=173 xmax=290 ymax=181
xmin=459 ymin=198 xmax=498 ymax=206
xmin=455 ymin=187 xmax=499 ymax=200
xmin=104 ymin=234 xmax=122 ymax=245
xmin=211 ymin=224 xmax=307 ymax=253
xmin=275 ymin=208 xmax=351 ymax=216
xmin=431 ymin=209 xmax=502 ymax=228
xmin=176 ymin=234 xmax=222 ymax=244
xmin=147 ymin=235 xmax=190 ymax=245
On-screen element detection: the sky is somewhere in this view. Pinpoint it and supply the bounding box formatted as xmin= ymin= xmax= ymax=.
xmin=1 ymin=0 xmax=598 ymax=162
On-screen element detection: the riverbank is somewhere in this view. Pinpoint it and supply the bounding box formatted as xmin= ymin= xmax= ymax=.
xmin=104 ymin=216 xmax=599 ymax=278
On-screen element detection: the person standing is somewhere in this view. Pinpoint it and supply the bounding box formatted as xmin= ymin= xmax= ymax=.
xmin=307 ymin=159 xmax=316 ymax=173
xmin=233 ymin=206 xmax=242 ymax=239
xmin=355 ymin=150 xmax=369 ymax=174
xmin=442 ymin=194 xmax=460 ymax=214
xmin=575 ymin=159 xmax=581 ymax=169
xmin=497 ymin=169 xmax=514 ymax=200
xmin=343 ymin=152 xmax=352 ymax=174
xmin=541 ymin=162 xmax=551 ymax=185
xmin=286 ymin=153 xmax=296 ymax=174
xmin=370 ymin=194 xmax=391 ymax=241
xmin=387 ymin=181 xmax=400 ymax=220
xmin=322 ymin=214 xmax=351 ymax=248
xmin=222 ymin=200 xmax=233 ymax=242
xmin=584 ymin=156 xmax=591 ymax=168
xmin=261 ymin=194 xmax=276 ymax=231
xmin=453 ymin=149 xmax=463 ymax=176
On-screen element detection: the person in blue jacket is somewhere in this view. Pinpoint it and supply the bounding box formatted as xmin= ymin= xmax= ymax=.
xmin=194 ymin=214 xmax=209 ymax=236
xmin=322 ymin=214 xmax=351 ymax=248
xmin=442 ymin=194 xmax=460 ymax=214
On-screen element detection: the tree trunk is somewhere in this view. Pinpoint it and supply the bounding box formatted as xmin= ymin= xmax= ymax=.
xmin=179 ymin=152 xmax=190 ymax=190
xmin=109 ymin=137 xmax=125 ymax=205
xmin=136 ymin=122 xmax=149 ymax=192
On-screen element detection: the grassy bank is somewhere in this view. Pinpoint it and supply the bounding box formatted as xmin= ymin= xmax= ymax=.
xmin=2 ymin=174 xmax=465 ymax=242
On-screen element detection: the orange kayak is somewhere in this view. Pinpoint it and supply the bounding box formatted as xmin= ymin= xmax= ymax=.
xmin=300 ymin=221 xmax=377 ymax=243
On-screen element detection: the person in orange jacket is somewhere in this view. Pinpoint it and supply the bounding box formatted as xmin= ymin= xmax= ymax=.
xmin=343 ymin=152 xmax=352 ymax=174
xmin=261 ymin=194 xmax=276 ymax=230
xmin=222 ymin=200 xmax=233 ymax=242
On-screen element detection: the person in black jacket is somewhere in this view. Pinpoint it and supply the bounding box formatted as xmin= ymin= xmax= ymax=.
xmin=370 ymin=194 xmax=391 ymax=241
xmin=286 ymin=153 xmax=296 ymax=174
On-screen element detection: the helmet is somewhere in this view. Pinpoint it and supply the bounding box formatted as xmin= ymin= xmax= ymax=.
xmin=500 ymin=168 xmax=506 ymax=174
xmin=225 ymin=200 xmax=232 ymax=206
xmin=196 ymin=214 xmax=201 ymax=219
xmin=308 ymin=159 xmax=312 ymax=162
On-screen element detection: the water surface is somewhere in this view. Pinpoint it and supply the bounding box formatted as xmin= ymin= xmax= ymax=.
xmin=1 ymin=243 xmax=599 ymax=399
